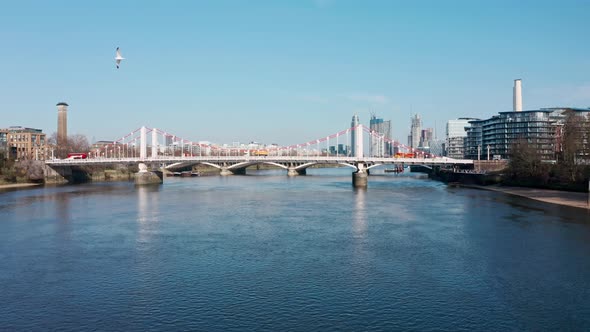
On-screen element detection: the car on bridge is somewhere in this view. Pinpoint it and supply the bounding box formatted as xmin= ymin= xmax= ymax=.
xmin=66 ymin=153 xmax=88 ymax=160
xmin=251 ymin=150 xmax=268 ymax=156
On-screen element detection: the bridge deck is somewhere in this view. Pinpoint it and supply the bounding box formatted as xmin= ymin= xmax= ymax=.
xmin=45 ymin=156 xmax=473 ymax=167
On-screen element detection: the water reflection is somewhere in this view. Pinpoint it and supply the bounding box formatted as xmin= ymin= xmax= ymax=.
xmin=352 ymin=188 xmax=368 ymax=262
xmin=55 ymin=190 xmax=71 ymax=224
xmin=55 ymin=191 xmax=72 ymax=245
xmin=3 ymin=174 xmax=590 ymax=330
xmin=136 ymin=186 xmax=160 ymax=244
xmin=352 ymin=188 xmax=367 ymax=238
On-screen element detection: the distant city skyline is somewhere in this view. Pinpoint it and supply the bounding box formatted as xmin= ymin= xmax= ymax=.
xmin=1 ymin=0 xmax=589 ymax=145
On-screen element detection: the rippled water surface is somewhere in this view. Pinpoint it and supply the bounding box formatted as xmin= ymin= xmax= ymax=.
xmin=1 ymin=168 xmax=590 ymax=331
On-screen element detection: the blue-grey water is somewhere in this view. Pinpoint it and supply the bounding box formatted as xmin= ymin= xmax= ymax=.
xmin=1 ymin=168 xmax=590 ymax=331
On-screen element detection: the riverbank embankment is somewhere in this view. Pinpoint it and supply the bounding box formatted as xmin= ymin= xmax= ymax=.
xmin=464 ymin=184 xmax=589 ymax=210
xmin=0 ymin=183 xmax=43 ymax=190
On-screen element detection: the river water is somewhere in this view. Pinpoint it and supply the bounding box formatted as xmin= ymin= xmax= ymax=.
xmin=1 ymin=168 xmax=589 ymax=331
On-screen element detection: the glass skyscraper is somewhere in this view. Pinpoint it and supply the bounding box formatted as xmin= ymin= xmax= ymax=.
xmin=410 ymin=114 xmax=421 ymax=149
xmin=350 ymin=114 xmax=360 ymax=157
xmin=369 ymin=115 xmax=392 ymax=157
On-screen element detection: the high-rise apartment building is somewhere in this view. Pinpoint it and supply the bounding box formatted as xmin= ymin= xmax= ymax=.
xmin=0 ymin=126 xmax=47 ymax=160
xmin=369 ymin=115 xmax=392 ymax=157
xmin=56 ymin=102 xmax=68 ymax=147
xmin=445 ymin=118 xmax=478 ymax=158
xmin=410 ymin=114 xmax=422 ymax=149
xmin=461 ymin=79 xmax=590 ymax=161
xmin=0 ymin=131 xmax=8 ymax=158
xmin=383 ymin=119 xmax=392 ymax=156
xmin=337 ymin=144 xmax=349 ymax=156
xmin=165 ymin=135 xmax=174 ymax=147
xmin=420 ymin=128 xmax=433 ymax=148
xmin=464 ymin=108 xmax=590 ymax=160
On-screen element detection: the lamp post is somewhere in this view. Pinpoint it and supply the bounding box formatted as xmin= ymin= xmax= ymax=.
xmin=477 ymin=145 xmax=481 ymax=172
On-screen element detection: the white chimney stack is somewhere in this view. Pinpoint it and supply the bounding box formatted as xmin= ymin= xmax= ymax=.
xmin=513 ymin=79 xmax=522 ymax=112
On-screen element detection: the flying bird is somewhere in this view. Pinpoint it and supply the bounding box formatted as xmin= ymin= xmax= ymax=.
xmin=115 ymin=47 xmax=125 ymax=69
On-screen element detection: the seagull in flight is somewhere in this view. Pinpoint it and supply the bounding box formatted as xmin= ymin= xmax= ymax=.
xmin=115 ymin=47 xmax=125 ymax=69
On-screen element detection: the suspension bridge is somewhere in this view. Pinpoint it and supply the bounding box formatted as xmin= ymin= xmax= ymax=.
xmin=45 ymin=125 xmax=473 ymax=186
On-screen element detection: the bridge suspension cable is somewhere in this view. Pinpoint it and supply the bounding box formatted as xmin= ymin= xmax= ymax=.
xmin=84 ymin=124 xmax=423 ymax=160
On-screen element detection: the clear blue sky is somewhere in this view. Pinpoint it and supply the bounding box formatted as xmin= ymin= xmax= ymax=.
xmin=1 ymin=0 xmax=589 ymax=145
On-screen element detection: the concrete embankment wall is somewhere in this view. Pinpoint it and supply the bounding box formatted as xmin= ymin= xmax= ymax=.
xmin=90 ymin=169 xmax=134 ymax=182
xmin=44 ymin=165 xmax=71 ymax=184
xmin=474 ymin=160 xmax=508 ymax=173
xmin=430 ymin=169 xmax=503 ymax=186
xmin=409 ymin=160 xmax=507 ymax=186
xmin=444 ymin=161 xmax=507 ymax=185
xmin=45 ymin=165 xmax=136 ymax=184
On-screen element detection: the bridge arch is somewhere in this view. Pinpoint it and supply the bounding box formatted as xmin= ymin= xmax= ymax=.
xmin=337 ymin=162 xmax=358 ymax=170
xmin=366 ymin=163 xmax=383 ymax=170
xmin=200 ymin=162 xmax=223 ymax=169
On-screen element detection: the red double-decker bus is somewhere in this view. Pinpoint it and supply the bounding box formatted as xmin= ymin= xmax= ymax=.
xmin=66 ymin=153 xmax=88 ymax=159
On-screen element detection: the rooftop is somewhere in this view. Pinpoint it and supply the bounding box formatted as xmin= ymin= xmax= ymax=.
xmin=1 ymin=126 xmax=44 ymax=133
xmin=499 ymin=107 xmax=590 ymax=115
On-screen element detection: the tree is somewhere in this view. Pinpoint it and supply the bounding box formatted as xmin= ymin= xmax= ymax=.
xmin=507 ymin=137 xmax=550 ymax=185
xmin=560 ymin=111 xmax=590 ymax=182
xmin=49 ymin=132 xmax=90 ymax=158
xmin=68 ymin=134 xmax=90 ymax=154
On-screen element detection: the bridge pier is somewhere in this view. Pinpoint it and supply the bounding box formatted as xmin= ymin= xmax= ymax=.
xmin=134 ymin=163 xmax=163 ymax=185
xmin=220 ymin=167 xmax=246 ymax=176
xmin=352 ymin=163 xmax=368 ymax=188
xmin=287 ymin=167 xmax=306 ymax=176
xmin=220 ymin=167 xmax=233 ymax=176
xmin=44 ymin=165 xmax=72 ymax=184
